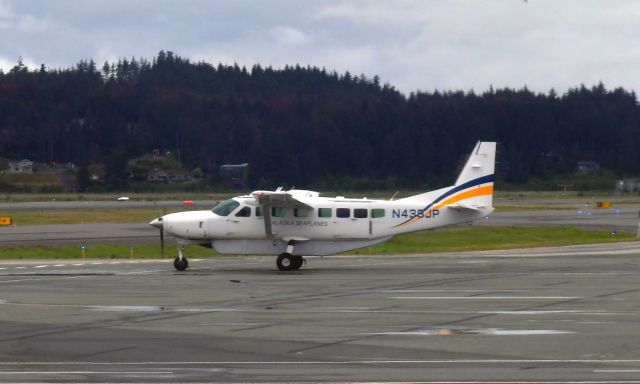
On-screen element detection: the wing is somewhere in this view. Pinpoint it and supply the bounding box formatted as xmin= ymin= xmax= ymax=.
xmin=251 ymin=190 xmax=314 ymax=209
xmin=251 ymin=190 xmax=315 ymax=238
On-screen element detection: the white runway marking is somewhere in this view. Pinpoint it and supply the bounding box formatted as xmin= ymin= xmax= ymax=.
xmin=1 ymin=299 xmax=624 ymax=317
xmin=89 ymin=305 xmax=239 ymax=312
xmin=381 ymin=289 xmax=529 ymax=293
xmin=197 ymin=322 xmax=264 ymax=326
xmin=5 ymin=359 xmax=640 ymax=364
xmin=478 ymin=310 xmax=595 ymax=315
xmin=53 ymin=264 xmax=65 ymax=267
xmin=0 ymin=370 xmax=174 ymax=375
xmin=34 ymin=265 xmax=47 ymax=268
xmin=392 ymin=296 xmax=581 ymax=300
xmin=595 ymin=370 xmax=640 ymax=373
xmin=369 ymin=329 xmax=574 ymax=336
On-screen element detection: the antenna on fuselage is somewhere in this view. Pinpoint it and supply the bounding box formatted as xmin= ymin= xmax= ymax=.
xmin=389 ymin=191 xmax=399 ymax=201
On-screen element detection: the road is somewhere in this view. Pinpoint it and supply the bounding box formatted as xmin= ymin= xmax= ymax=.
xmin=2 ymin=243 xmax=640 ymax=382
xmin=1 ymin=208 xmax=639 ymax=246
xmin=0 ymin=200 xmax=217 ymax=211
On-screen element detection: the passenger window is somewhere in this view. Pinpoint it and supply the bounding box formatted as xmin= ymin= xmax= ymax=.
xmin=272 ymin=207 xmax=287 ymax=217
xmin=354 ymin=208 xmax=368 ymax=218
xmin=235 ymin=206 xmax=251 ymax=217
xmin=255 ymin=206 xmax=263 ymax=217
xmin=318 ymin=208 xmax=332 ymax=218
xmin=337 ymin=208 xmax=350 ymax=218
xmin=294 ymin=207 xmax=310 ymax=218
xmin=371 ymin=208 xmax=385 ymax=218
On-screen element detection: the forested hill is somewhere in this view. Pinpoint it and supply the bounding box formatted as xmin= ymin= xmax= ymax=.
xmin=1 ymin=51 xmax=638 ymax=190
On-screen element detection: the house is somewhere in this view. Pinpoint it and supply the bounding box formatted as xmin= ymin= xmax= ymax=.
xmin=8 ymin=159 xmax=33 ymax=174
xmin=148 ymin=169 xmax=192 ymax=184
xmin=220 ymin=163 xmax=249 ymax=174
xmin=615 ymin=179 xmax=640 ymax=193
xmin=575 ymin=161 xmax=600 ymax=175
xmin=220 ymin=163 xmax=249 ymax=188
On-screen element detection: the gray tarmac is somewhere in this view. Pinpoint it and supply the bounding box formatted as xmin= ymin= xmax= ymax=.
xmin=0 ymin=200 xmax=217 ymax=211
xmin=0 ymin=223 xmax=172 ymax=246
xmin=2 ymin=242 xmax=640 ymax=383
xmin=1 ymin=208 xmax=639 ymax=247
xmin=477 ymin=207 xmax=640 ymax=231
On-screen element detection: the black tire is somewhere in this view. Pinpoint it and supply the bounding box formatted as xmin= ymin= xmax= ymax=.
xmin=292 ymin=255 xmax=303 ymax=270
xmin=276 ymin=253 xmax=294 ymax=271
xmin=174 ymin=257 xmax=187 ymax=271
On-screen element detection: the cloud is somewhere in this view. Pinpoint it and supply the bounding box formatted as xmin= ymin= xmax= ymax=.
xmin=0 ymin=0 xmax=15 ymax=19
xmin=269 ymin=26 xmax=310 ymax=46
xmin=1 ymin=0 xmax=640 ymax=95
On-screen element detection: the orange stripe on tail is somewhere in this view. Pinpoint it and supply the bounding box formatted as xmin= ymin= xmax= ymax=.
xmin=435 ymin=185 xmax=494 ymax=210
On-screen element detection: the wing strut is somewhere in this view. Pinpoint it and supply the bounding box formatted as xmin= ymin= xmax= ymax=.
xmin=252 ymin=189 xmax=313 ymax=239
xmin=262 ymin=199 xmax=273 ymax=238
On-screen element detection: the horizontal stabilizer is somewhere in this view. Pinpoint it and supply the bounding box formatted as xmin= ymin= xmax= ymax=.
xmin=446 ymin=203 xmax=486 ymax=211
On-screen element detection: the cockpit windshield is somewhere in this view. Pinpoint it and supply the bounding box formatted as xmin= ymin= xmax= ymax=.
xmin=212 ymin=198 xmax=240 ymax=216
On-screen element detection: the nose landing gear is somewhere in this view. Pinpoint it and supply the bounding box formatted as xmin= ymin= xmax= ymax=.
xmin=173 ymin=244 xmax=189 ymax=271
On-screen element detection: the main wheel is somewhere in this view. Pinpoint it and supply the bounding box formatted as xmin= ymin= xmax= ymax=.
xmin=276 ymin=253 xmax=294 ymax=271
xmin=291 ymin=255 xmax=304 ymax=270
xmin=174 ymin=257 xmax=188 ymax=271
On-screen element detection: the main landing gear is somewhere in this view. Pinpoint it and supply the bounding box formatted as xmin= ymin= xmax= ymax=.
xmin=276 ymin=241 xmax=305 ymax=271
xmin=173 ymin=244 xmax=189 ymax=271
xmin=276 ymin=253 xmax=304 ymax=271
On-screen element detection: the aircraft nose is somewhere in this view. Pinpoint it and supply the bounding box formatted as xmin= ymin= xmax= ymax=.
xmin=149 ymin=217 xmax=163 ymax=229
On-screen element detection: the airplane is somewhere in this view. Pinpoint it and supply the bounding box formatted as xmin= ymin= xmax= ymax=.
xmin=149 ymin=141 xmax=496 ymax=271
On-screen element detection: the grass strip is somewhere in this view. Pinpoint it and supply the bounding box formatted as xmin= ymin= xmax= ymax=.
xmin=352 ymin=226 xmax=635 ymax=254
xmin=0 ymin=226 xmax=634 ymax=260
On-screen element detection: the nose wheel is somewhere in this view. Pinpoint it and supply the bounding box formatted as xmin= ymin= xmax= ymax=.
xmin=173 ymin=244 xmax=189 ymax=271
xmin=173 ymin=257 xmax=189 ymax=271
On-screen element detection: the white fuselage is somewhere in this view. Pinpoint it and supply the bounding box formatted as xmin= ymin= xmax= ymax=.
xmin=160 ymin=191 xmax=493 ymax=255
xmin=152 ymin=141 xmax=497 ymax=259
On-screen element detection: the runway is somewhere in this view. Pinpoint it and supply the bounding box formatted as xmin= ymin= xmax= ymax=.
xmin=2 ymin=242 xmax=640 ymax=383
xmin=1 ymin=208 xmax=639 ymax=247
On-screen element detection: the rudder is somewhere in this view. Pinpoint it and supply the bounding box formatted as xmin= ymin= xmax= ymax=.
xmin=453 ymin=141 xmax=496 ymax=208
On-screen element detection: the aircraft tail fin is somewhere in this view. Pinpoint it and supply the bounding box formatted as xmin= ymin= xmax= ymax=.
xmin=397 ymin=141 xmax=496 ymax=208
xmin=452 ymin=141 xmax=496 ymax=208
xmin=455 ymin=141 xmax=496 ymax=186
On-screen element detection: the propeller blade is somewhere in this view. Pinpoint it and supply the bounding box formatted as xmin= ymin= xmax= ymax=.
xmin=149 ymin=217 xmax=165 ymax=258
xmin=160 ymin=227 xmax=164 ymax=258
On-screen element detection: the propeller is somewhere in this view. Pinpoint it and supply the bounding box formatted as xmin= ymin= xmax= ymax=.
xmin=149 ymin=217 xmax=164 ymax=258
xmin=160 ymin=224 xmax=164 ymax=258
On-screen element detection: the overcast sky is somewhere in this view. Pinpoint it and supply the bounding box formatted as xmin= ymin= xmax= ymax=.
xmin=1 ymin=0 xmax=639 ymax=94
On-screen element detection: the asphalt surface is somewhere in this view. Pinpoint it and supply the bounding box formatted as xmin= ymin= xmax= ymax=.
xmin=0 ymin=200 xmax=217 ymax=211
xmin=476 ymin=208 xmax=640 ymax=231
xmin=1 ymin=208 xmax=639 ymax=247
xmin=0 ymin=223 xmax=171 ymax=246
xmin=2 ymin=243 xmax=640 ymax=383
